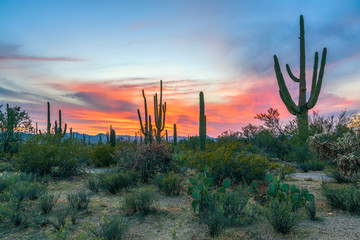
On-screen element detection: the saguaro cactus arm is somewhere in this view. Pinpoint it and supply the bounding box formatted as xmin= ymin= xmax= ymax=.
xmin=307 ymin=48 xmax=327 ymax=109
xmin=274 ymin=55 xmax=301 ymax=115
xmin=285 ymin=64 xmax=300 ymax=82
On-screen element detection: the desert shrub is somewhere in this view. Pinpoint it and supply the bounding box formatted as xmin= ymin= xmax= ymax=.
xmin=265 ymin=199 xmax=298 ymax=234
xmin=91 ymin=145 xmax=116 ymax=167
xmin=298 ymin=162 xmax=310 ymax=172
xmin=269 ymin=162 xmax=295 ymax=180
xmin=0 ymin=172 xmax=19 ymax=193
xmin=39 ymin=193 xmax=60 ymax=214
xmin=85 ymin=175 xmax=102 ymax=193
xmin=123 ymin=188 xmax=156 ymax=215
xmin=46 ymin=217 xmax=72 ymax=240
xmin=154 ymin=172 xmax=182 ymax=196
xmin=112 ymin=141 xmax=138 ymax=170
xmin=324 ymin=166 xmax=351 ymax=183
xmin=50 ymin=204 xmax=78 ymax=231
xmin=101 ymin=172 xmax=133 ymax=194
xmin=321 ymin=183 xmax=360 ymax=214
xmin=2 ymin=181 xmax=46 ymax=201
xmin=199 ymin=199 xmax=228 ymax=238
xmin=306 ymin=159 xmax=326 ymax=171
xmin=88 ymin=215 xmax=129 ymax=240
xmin=222 ymin=186 xmax=250 ymax=226
xmin=16 ymin=134 xmax=86 ymax=177
xmin=0 ymin=161 xmax=14 ymax=172
xmin=181 ymin=141 xmax=271 ymax=184
xmin=133 ymin=142 xmax=174 ymax=183
xmin=0 ymin=189 xmax=32 ymax=226
xmin=67 ymin=190 xmax=91 ymax=211
xmin=305 ymin=200 xmax=317 ymax=220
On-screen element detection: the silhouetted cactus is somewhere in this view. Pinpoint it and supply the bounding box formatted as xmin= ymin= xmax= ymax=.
xmin=54 ymin=110 xmax=67 ymax=137
xmin=137 ymin=88 xmax=153 ymax=144
xmin=199 ymin=92 xmax=206 ymax=151
xmin=153 ymin=80 xmax=166 ymax=143
xmin=110 ymin=126 xmax=116 ymax=147
xmin=47 ymin=102 xmax=51 ymax=134
xmin=274 ymin=15 xmax=327 ymax=141
xmin=173 ymin=124 xmax=177 ymax=147
xmin=166 ymin=130 xmax=168 ymax=143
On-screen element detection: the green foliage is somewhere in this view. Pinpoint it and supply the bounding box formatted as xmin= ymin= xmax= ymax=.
xmin=67 ymin=190 xmax=91 ymax=211
xmin=154 ymin=172 xmax=182 ymax=196
xmin=85 ymin=175 xmax=102 ymax=193
xmin=0 ymin=104 xmax=32 ymax=155
xmin=101 ymin=172 xmax=134 ymax=194
xmin=123 ymin=188 xmax=156 ymax=215
xmin=305 ymin=200 xmax=317 ymax=220
xmin=134 ymin=142 xmax=174 ymax=183
xmin=0 ymin=189 xmax=32 ymax=226
xmin=324 ymin=166 xmax=351 ymax=183
xmin=321 ymin=183 xmax=360 ymax=215
xmin=250 ymin=174 xmax=314 ymax=211
xmin=91 ymin=144 xmax=116 ymax=167
xmin=182 ymin=141 xmax=271 ymax=184
xmin=265 ymin=199 xmax=298 ymax=234
xmin=199 ymin=199 xmax=228 ymax=238
xmin=0 ymin=161 xmax=14 ymax=172
xmin=39 ymin=192 xmax=60 ymax=214
xmin=46 ymin=217 xmax=72 ymax=240
xmin=49 ymin=204 xmax=78 ymax=231
xmin=16 ymin=134 xmax=87 ymax=177
xmin=111 ymin=141 xmax=138 ymax=171
xmin=88 ymin=214 xmax=129 ymax=240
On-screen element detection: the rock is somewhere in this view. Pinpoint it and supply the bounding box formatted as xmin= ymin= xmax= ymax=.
xmin=304 ymin=177 xmax=313 ymax=181
xmin=328 ymin=212 xmax=334 ymax=216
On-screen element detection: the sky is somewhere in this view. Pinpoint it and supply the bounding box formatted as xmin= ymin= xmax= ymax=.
xmin=0 ymin=0 xmax=359 ymax=137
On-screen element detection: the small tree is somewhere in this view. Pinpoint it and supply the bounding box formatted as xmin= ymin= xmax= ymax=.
xmin=0 ymin=104 xmax=32 ymax=154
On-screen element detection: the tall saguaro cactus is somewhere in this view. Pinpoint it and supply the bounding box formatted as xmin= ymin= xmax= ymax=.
xmin=54 ymin=109 xmax=67 ymax=137
xmin=274 ymin=15 xmax=327 ymax=142
xmin=199 ymin=91 xmax=206 ymax=151
xmin=173 ymin=124 xmax=177 ymax=147
xmin=154 ymin=80 xmax=166 ymax=143
xmin=110 ymin=125 xmax=116 ymax=147
xmin=47 ymin=102 xmax=51 ymax=135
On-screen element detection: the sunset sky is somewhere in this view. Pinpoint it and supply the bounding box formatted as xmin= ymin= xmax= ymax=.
xmin=0 ymin=0 xmax=359 ymax=137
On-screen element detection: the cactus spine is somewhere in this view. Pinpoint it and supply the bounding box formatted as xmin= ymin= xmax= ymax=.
xmin=110 ymin=125 xmax=116 ymax=147
xmin=199 ymin=91 xmax=206 ymax=151
xmin=173 ymin=124 xmax=177 ymax=147
xmin=274 ymin=15 xmax=327 ymax=142
xmin=153 ymin=80 xmax=166 ymax=143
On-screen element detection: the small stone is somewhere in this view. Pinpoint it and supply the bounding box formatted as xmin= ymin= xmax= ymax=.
xmin=304 ymin=177 xmax=313 ymax=181
xmin=328 ymin=212 xmax=334 ymax=216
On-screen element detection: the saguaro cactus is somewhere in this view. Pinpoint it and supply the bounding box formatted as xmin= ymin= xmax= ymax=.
xmin=47 ymin=102 xmax=51 ymax=134
xmin=110 ymin=125 xmax=116 ymax=147
xmin=137 ymin=86 xmax=155 ymax=144
xmin=54 ymin=109 xmax=67 ymax=137
xmin=153 ymin=80 xmax=166 ymax=143
xmin=199 ymin=91 xmax=206 ymax=151
xmin=173 ymin=124 xmax=177 ymax=147
xmin=274 ymin=15 xmax=327 ymax=142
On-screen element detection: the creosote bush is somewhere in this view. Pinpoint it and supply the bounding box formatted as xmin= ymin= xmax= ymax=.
xmin=91 ymin=145 xmax=116 ymax=167
xmin=101 ymin=172 xmax=134 ymax=194
xmin=305 ymin=200 xmax=317 ymax=220
xmin=265 ymin=199 xmax=298 ymax=234
xmin=67 ymin=190 xmax=91 ymax=211
xmin=39 ymin=193 xmax=60 ymax=214
xmin=85 ymin=175 xmax=102 ymax=193
xmin=123 ymin=188 xmax=156 ymax=215
xmin=49 ymin=204 xmax=78 ymax=231
xmin=88 ymin=215 xmax=129 ymax=240
xmin=154 ymin=172 xmax=182 ymax=196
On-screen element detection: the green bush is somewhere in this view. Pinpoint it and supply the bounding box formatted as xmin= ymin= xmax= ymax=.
xmin=321 ymin=183 xmax=360 ymax=215
xmin=221 ymin=186 xmax=250 ymax=226
xmin=39 ymin=193 xmax=60 ymax=214
xmin=0 ymin=161 xmax=14 ymax=172
xmin=0 ymin=172 xmax=20 ymax=193
xmin=67 ymin=190 xmax=91 ymax=211
xmin=154 ymin=172 xmax=182 ymax=196
xmin=265 ymin=199 xmax=298 ymax=234
xmin=0 ymin=189 xmax=32 ymax=226
xmin=305 ymin=200 xmax=317 ymax=220
xmin=123 ymin=188 xmax=156 ymax=215
xmin=88 ymin=215 xmax=129 ymax=240
xmin=85 ymin=175 xmax=102 ymax=193
xmin=324 ymin=166 xmax=351 ymax=183
xmin=182 ymin=141 xmax=271 ymax=184
xmin=49 ymin=204 xmax=78 ymax=231
xmin=101 ymin=172 xmax=133 ymax=194
xmin=133 ymin=142 xmax=174 ymax=183
xmin=16 ymin=134 xmax=86 ymax=177
xmin=91 ymin=145 xmax=116 ymax=167
xmin=199 ymin=199 xmax=228 ymax=238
